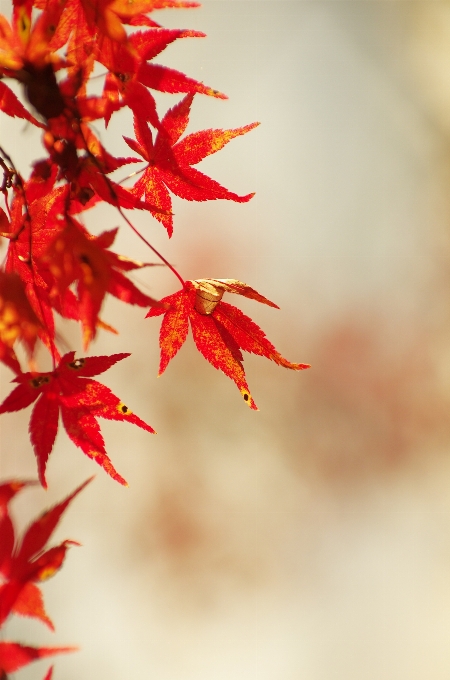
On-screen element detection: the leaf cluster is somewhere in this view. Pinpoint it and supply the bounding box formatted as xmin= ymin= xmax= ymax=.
xmin=0 ymin=0 xmax=309 ymax=488
xmin=0 ymin=0 xmax=310 ymax=673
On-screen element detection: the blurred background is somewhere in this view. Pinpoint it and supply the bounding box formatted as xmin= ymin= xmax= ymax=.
xmin=3 ymin=1 xmax=450 ymax=678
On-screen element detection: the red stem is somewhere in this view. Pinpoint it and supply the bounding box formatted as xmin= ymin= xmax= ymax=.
xmin=78 ymin=128 xmax=185 ymax=288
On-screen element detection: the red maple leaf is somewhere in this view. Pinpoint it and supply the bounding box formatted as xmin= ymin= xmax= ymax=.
xmin=41 ymin=220 xmax=161 ymax=348
xmin=124 ymin=94 xmax=258 ymax=235
xmin=0 ymin=478 xmax=89 ymax=628
xmin=0 ymin=478 xmax=89 ymax=676
xmin=146 ymin=279 xmax=310 ymax=409
xmin=0 ymin=353 xmax=155 ymax=486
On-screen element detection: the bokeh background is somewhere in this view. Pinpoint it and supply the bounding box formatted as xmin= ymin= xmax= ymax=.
xmin=3 ymin=1 xmax=450 ymax=678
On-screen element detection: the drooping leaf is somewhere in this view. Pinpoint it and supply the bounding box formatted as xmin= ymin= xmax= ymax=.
xmin=0 ymin=354 xmax=155 ymax=486
xmin=0 ymin=479 xmax=88 ymax=634
xmin=147 ymin=279 xmax=309 ymax=408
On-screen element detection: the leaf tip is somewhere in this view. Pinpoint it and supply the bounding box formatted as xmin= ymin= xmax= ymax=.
xmin=241 ymin=389 xmax=258 ymax=410
xmin=207 ymin=88 xmax=227 ymax=99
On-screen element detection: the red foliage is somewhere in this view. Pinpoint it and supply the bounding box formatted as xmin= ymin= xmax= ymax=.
xmin=0 ymin=353 xmax=154 ymax=486
xmin=0 ymin=0 xmax=309 ymax=674
xmin=147 ymin=279 xmax=310 ymax=410
xmin=0 ymin=478 xmax=90 ymax=674
xmin=0 ymin=0 xmax=308 ymax=483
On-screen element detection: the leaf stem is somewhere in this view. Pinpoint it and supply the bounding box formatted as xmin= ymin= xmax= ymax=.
xmin=78 ymin=127 xmax=186 ymax=288
xmin=117 ymin=166 xmax=146 ymax=185
xmin=118 ymin=210 xmax=185 ymax=287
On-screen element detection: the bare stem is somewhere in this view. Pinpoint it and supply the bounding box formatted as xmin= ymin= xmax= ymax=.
xmin=78 ymin=127 xmax=186 ymax=288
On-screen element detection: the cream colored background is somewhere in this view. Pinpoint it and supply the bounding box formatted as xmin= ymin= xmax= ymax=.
xmin=3 ymin=1 xmax=450 ymax=678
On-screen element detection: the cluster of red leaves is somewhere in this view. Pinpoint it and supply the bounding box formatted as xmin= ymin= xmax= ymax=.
xmin=0 ymin=478 xmax=90 ymax=677
xmin=0 ymin=0 xmax=310 ymax=674
xmin=0 ymin=0 xmax=309 ymax=489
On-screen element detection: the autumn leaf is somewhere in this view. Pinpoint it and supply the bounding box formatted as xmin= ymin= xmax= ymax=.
xmin=41 ymin=220 xmax=161 ymax=348
xmin=147 ymin=279 xmax=310 ymax=408
xmin=0 ymin=353 xmax=155 ymax=486
xmin=124 ymin=94 xmax=258 ymax=235
xmin=0 ymin=482 xmax=37 ymax=580
xmin=0 ymin=480 xmax=37 ymax=513
xmin=0 ymin=478 xmax=89 ymax=632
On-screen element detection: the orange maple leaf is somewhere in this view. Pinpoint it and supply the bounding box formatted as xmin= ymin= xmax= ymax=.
xmin=146 ymin=279 xmax=310 ymax=409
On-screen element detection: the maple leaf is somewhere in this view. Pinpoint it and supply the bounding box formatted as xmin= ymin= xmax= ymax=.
xmin=147 ymin=279 xmax=310 ymax=409
xmin=0 ymin=478 xmax=89 ymax=636
xmin=0 ymin=540 xmax=79 ymax=629
xmin=0 ymin=479 xmax=88 ymax=625
xmin=39 ymin=120 xmax=159 ymax=215
xmin=0 ymin=353 xmax=155 ymax=486
xmin=124 ymin=94 xmax=259 ymax=235
xmin=41 ymin=220 xmax=161 ymax=348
